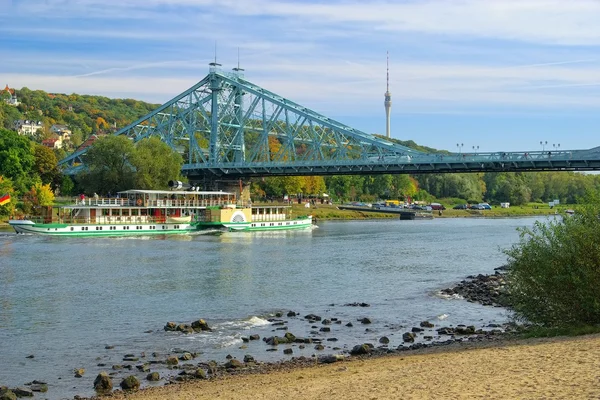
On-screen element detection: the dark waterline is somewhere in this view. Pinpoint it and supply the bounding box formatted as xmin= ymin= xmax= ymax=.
xmin=0 ymin=217 xmax=543 ymax=399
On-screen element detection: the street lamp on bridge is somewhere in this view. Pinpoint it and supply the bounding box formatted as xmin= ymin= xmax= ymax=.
xmin=553 ymin=143 xmax=560 ymax=151
xmin=540 ymin=141 xmax=548 ymax=151
xmin=472 ymin=145 xmax=479 ymax=155
xmin=457 ymin=143 xmax=464 ymax=154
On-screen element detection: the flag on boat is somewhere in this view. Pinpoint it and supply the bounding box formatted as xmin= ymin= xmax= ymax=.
xmin=0 ymin=193 xmax=10 ymax=205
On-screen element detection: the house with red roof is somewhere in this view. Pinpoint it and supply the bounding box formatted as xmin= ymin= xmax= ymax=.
xmin=3 ymin=84 xmax=20 ymax=106
xmin=42 ymin=137 xmax=63 ymax=149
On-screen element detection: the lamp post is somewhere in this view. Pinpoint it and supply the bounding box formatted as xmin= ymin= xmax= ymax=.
xmin=540 ymin=141 xmax=547 ymax=151
xmin=553 ymin=143 xmax=560 ymax=151
xmin=457 ymin=143 xmax=464 ymax=154
xmin=472 ymin=145 xmax=479 ymax=155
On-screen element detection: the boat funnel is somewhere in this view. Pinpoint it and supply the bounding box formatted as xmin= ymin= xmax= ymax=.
xmin=168 ymin=180 xmax=191 ymax=190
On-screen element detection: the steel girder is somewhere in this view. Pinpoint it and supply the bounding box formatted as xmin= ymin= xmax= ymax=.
xmin=59 ymin=68 xmax=424 ymax=177
xmin=59 ymin=68 xmax=600 ymax=179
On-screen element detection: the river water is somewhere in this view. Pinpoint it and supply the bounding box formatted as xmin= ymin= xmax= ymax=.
xmin=0 ymin=217 xmax=543 ymax=399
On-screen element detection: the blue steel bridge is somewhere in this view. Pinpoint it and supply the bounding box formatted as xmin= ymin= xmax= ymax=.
xmin=59 ymin=64 xmax=600 ymax=185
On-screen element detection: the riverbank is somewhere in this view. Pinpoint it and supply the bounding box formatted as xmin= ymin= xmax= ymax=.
xmin=102 ymin=333 xmax=600 ymax=400
xmin=0 ymin=203 xmax=566 ymax=226
xmin=289 ymin=203 xmax=561 ymax=220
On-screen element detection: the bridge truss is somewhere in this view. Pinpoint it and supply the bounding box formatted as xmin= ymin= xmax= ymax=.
xmin=59 ymin=66 xmax=600 ymax=183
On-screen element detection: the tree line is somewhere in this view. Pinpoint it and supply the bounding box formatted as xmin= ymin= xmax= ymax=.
xmin=2 ymin=86 xmax=600 ymax=219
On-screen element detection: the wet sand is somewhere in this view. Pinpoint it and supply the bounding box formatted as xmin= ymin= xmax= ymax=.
xmin=109 ymin=334 xmax=600 ymax=400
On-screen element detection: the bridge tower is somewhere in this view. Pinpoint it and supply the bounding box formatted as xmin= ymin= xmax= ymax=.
xmin=384 ymin=51 xmax=392 ymax=139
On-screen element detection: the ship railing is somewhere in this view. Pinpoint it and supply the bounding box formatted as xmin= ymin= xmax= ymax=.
xmin=72 ymin=198 xmax=131 ymax=206
xmin=50 ymin=216 xmax=175 ymax=225
xmin=145 ymin=199 xmax=237 ymax=208
xmin=69 ymin=198 xmax=237 ymax=208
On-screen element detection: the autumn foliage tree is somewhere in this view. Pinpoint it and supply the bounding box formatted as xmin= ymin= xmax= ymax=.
xmin=22 ymin=182 xmax=55 ymax=214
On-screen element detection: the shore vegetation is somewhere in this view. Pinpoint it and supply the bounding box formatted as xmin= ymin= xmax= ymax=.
xmin=505 ymin=192 xmax=600 ymax=328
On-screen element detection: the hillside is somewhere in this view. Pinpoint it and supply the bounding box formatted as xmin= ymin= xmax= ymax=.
xmin=0 ymin=85 xmax=160 ymax=154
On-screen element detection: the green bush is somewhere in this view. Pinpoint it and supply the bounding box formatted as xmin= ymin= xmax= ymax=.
xmin=505 ymin=194 xmax=600 ymax=327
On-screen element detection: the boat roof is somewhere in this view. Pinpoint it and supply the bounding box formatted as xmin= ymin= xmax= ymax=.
xmin=118 ymin=189 xmax=235 ymax=196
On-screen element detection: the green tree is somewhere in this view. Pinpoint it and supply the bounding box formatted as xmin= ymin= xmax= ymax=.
xmin=0 ymin=90 xmax=10 ymax=102
xmin=415 ymin=173 xmax=483 ymax=201
xmin=60 ymin=175 xmax=75 ymax=196
xmin=0 ymin=176 xmax=16 ymax=218
xmin=77 ymin=135 xmax=135 ymax=195
xmin=259 ymin=176 xmax=304 ymax=198
xmin=0 ymin=128 xmax=36 ymax=193
xmin=132 ymin=136 xmax=184 ymax=189
xmin=34 ymin=144 xmax=61 ymax=189
xmin=325 ymin=175 xmax=366 ymax=202
xmin=390 ymin=174 xmax=418 ymax=200
xmin=505 ymin=193 xmax=600 ymax=327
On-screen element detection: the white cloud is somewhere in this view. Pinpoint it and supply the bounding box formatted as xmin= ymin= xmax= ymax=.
xmin=2 ymin=0 xmax=600 ymax=123
xmin=5 ymin=0 xmax=600 ymax=45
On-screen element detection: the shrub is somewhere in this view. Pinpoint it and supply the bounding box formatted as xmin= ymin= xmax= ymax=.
xmin=505 ymin=194 xmax=600 ymax=327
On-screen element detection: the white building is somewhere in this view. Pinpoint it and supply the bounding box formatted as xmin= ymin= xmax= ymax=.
xmin=14 ymin=120 xmax=43 ymax=136
xmin=51 ymin=124 xmax=72 ymax=142
xmin=3 ymin=84 xmax=20 ymax=106
xmin=50 ymin=124 xmax=71 ymax=135
xmin=42 ymin=137 xmax=63 ymax=149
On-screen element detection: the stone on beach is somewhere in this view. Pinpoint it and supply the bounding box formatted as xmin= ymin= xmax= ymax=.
xmin=120 ymin=375 xmax=140 ymax=391
xmin=146 ymin=372 xmax=160 ymax=382
xmin=93 ymin=372 xmax=113 ymax=392
xmin=0 ymin=387 xmax=17 ymax=400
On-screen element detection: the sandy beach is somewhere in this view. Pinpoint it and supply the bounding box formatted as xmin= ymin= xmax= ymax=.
xmin=107 ymin=334 xmax=600 ymax=400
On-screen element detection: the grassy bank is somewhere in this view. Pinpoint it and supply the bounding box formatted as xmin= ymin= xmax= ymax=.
xmin=285 ymin=202 xmax=564 ymax=220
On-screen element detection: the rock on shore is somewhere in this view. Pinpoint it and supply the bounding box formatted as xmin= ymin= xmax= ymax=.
xmin=440 ymin=266 xmax=510 ymax=307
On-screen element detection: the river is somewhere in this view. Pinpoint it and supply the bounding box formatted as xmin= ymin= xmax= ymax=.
xmin=0 ymin=217 xmax=543 ymax=399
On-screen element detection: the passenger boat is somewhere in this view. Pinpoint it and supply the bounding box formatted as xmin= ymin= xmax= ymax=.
xmin=8 ymin=189 xmax=237 ymax=236
xmin=195 ymin=204 xmax=314 ymax=231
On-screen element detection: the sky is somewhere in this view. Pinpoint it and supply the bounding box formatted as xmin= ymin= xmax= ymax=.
xmin=2 ymin=0 xmax=600 ymax=153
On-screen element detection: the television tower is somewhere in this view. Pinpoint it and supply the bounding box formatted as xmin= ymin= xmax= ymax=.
xmin=384 ymin=51 xmax=392 ymax=138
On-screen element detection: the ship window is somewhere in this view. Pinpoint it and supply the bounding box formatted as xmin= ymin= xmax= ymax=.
xmin=102 ymin=209 xmax=110 ymax=216
xmin=122 ymin=209 xmax=129 ymax=216
xmin=71 ymin=227 xmax=74 ymax=231
xmin=131 ymin=209 xmax=139 ymax=216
